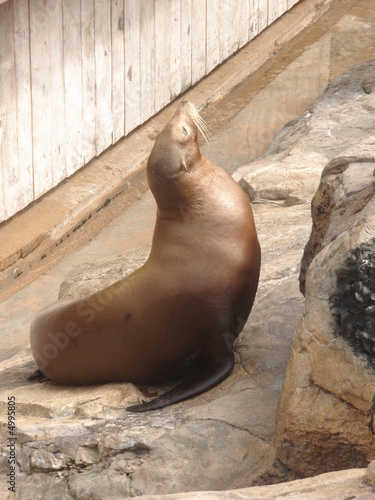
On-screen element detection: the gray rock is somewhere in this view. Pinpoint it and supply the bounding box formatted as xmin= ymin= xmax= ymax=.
xmin=272 ymin=62 xmax=375 ymax=476
xmin=133 ymin=468 xmax=373 ymax=499
xmin=364 ymin=459 xmax=375 ymax=491
xmin=58 ymin=246 xmax=151 ymax=300
xmin=234 ymin=58 xmax=375 ymax=211
xmin=15 ymin=473 xmax=73 ymax=500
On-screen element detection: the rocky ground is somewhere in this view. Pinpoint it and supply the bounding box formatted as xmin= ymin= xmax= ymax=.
xmin=1 ymin=56 xmax=375 ymax=499
xmin=273 ymin=59 xmax=375 ymax=476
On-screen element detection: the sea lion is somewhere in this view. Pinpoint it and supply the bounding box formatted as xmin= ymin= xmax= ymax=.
xmin=29 ymin=101 xmax=261 ymax=412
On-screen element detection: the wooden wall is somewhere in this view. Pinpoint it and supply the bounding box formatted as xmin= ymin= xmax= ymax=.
xmin=0 ymin=0 xmax=300 ymax=223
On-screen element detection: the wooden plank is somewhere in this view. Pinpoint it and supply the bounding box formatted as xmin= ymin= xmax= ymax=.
xmin=30 ymin=0 xmax=66 ymax=199
xmin=48 ymin=0 xmax=66 ymax=187
xmin=124 ymin=0 xmax=141 ymax=133
xmin=228 ymin=0 xmax=239 ymax=55
xmin=180 ymin=0 xmax=192 ymax=93
xmin=139 ymin=0 xmax=155 ymax=123
xmin=288 ymin=0 xmax=300 ymax=8
xmin=206 ymin=0 xmax=220 ymax=74
xmin=268 ymin=0 xmax=277 ymax=24
xmin=81 ymin=0 xmax=96 ymax=164
xmin=94 ymin=0 xmax=112 ymax=154
xmin=258 ymin=0 xmax=268 ymax=32
xmin=250 ymin=0 xmax=260 ymax=39
xmin=29 ymin=0 xmax=52 ymax=199
xmin=63 ymin=0 xmax=83 ymax=176
xmin=220 ymin=0 xmax=239 ymax=63
xmin=191 ymin=0 xmax=206 ymax=84
xmin=154 ymin=0 xmax=170 ymax=112
xmin=169 ymin=0 xmax=181 ymax=101
xmin=219 ymin=0 xmax=229 ymax=63
xmin=13 ymin=0 xmax=33 ymax=214
xmin=269 ymin=0 xmax=288 ymax=25
xmin=111 ymin=0 xmax=125 ymax=143
xmin=0 ymin=1 xmax=17 ymax=222
xmin=280 ymin=0 xmax=289 ymax=17
xmin=238 ymin=0 xmax=250 ymax=48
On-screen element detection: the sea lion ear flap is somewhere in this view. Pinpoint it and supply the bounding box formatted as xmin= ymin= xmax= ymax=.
xmin=181 ymin=159 xmax=188 ymax=172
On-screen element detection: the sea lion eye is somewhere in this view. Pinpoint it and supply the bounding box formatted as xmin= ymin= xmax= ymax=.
xmin=182 ymin=126 xmax=189 ymax=138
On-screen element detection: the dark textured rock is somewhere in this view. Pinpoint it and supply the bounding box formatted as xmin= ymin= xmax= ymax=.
xmin=331 ymin=240 xmax=375 ymax=359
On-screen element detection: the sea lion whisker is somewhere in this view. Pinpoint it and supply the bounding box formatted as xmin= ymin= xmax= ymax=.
xmin=193 ymin=114 xmax=210 ymax=142
xmin=185 ymin=102 xmax=210 ymax=142
xmin=195 ymin=116 xmax=210 ymax=142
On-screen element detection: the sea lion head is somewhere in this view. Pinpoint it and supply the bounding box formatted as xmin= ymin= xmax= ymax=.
xmin=147 ymin=101 xmax=208 ymax=212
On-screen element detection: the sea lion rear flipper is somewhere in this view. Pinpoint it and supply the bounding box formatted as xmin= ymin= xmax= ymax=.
xmin=27 ymin=369 xmax=50 ymax=383
xmin=127 ymin=346 xmax=234 ymax=412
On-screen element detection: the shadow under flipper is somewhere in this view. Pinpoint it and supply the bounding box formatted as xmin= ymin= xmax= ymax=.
xmin=127 ymin=342 xmax=234 ymax=412
xmin=27 ymin=369 xmax=50 ymax=383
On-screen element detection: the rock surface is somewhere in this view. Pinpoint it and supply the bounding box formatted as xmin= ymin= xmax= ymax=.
xmin=1 ymin=58 xmax=375 ymax=498
xmin=271 ymin=58 xmax=375 ymax=477
xmin=136 ymin=466 xmax=374 ymax=499
xmin=0 ymin=255 xmax=303 ymax=498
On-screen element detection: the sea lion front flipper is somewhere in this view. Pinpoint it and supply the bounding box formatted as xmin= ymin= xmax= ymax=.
xmin=127 ymin=346 xmax=234 ymax=412
xmin=27 ymin=369 xmax=50 ymax=383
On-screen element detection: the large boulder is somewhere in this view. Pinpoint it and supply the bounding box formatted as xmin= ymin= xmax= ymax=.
xmin=273 ymin=59 xmax=375 ymax=476
xmin=274 ymin=155 xmax=375 ymax=476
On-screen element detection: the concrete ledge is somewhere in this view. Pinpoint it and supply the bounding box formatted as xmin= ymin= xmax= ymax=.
xmin=0 ymin=0 xmax=334 ymax=301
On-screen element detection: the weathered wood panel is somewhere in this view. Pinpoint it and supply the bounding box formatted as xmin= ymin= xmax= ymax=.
xmin=269 ymin=0 xmax=289 ymax=24
xmin=191 ymin=0 xmax=206 ymax=84
xmin=0 ymin=2 xmax=16 ymax=222
xmin=30 ymin=0 xmax=66 ymax=197
xmin=81 ymin=0 xmax=96 ymax=164
xmin=14 ymin=1 xmax=33 ymax=217
xmin=0 ymin=0 xmax=301 ymax=223
xmin=155 ymin=0 xmax=171 ymax=111
xmin=250 ymin=0 xmax=259 ymax=38
xmin=206 ymin=0 xmax=220 ymax=73
xmin=63 ymin=0 xmax=84 ymax=176
xmin=180 ymin=0 xmax=192 ymax=92
xmin=111 ymin=0 xmax=125 ymax=143
xmin=140 ymin=0 xmax=155 ymax=123
xmin=239 ymin=0 xmax=251 ymax=48
xmin=124 ymin=0 xmax=141 ymax=134
xmin=94 ymin=0 xmax=112 ymax=154
xmin=258 ymin=0 xmax=269 ymax=32
xmin=170 ymin=0 xmax=181 ymax=100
